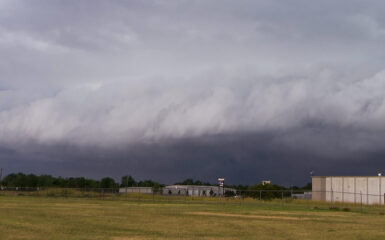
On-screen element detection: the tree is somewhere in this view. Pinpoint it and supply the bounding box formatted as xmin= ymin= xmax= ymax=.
xmin=302 ymin=182 xmax=312 ymax=190
xmin=38 ymin=175 xmax=55 ymax=187
xmin=224 ymin=190 xmax=235 ymax=197
xmin=209 ymin=189 xmax=214 ymax=196
xmin=120 ymin=176 xmax=136 ymax=187
xmin=247 ymin=183 xmax=285 ymax=200
xmin=175 ymin=179 xmax=212 ymax=186
xmin=100 ymin=177 xmax=116 ymax=188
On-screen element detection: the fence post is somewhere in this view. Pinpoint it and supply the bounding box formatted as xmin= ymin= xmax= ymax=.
xmin=185 ymin=188 xmax=188 ymax=203
xmin=138 ymin=188 xmax=141 ymax=202
xmin=259 ymin=190 xmax=262 ymax=207
xmin=281 ymin=191 xmax=284 ymax=208
xmin=360 ymin=191 xmax=363 ymax=213
xmin=237 ymin=191 xmax=243 ymax=205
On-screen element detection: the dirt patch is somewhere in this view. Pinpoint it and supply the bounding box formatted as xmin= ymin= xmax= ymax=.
xmin=250 ymin=210 xmax=353 ymax=217
xmin=187 ymin=211 xmax=312 ymax=220
xmin=112 ymin=237 xmax=150 ymax=240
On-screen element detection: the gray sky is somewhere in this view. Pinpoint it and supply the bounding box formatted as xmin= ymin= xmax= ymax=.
xmin=1 ymin=0 xmax=385 ymax=185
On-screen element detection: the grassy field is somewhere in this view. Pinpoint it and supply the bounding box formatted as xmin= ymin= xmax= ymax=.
xmin=0 ymin=195 xmax=385 ymax=240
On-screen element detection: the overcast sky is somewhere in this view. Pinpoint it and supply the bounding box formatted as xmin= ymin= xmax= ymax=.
xmin=1 ymin=0 xmax=385 ymax=185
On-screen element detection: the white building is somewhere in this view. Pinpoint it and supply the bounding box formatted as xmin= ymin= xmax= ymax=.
xmin=119 ymin=187 xmax=153 ymax=194
xmin=163 ymin=185 xmax=236 ymax=197
xmin=119 ymin=185 xmax=237 ymax=197
xmin=312 ymin=176 xmax=385 ymax=205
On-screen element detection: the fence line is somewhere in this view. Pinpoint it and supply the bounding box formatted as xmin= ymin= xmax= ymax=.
xmin=1 ymin=186 xmax=384 ymax=204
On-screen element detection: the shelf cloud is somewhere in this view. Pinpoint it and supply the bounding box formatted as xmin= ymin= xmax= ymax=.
xmin=1 ymin=0 xmax=385 ymax=184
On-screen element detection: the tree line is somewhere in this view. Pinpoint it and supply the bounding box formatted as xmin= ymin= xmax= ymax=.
xmin=0 ymin=173 xmax=168 ymax=189
xmin=0 ymin=173 xmax=311 ymax=194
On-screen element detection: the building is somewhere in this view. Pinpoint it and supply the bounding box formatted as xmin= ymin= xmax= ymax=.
xmin=119 ymin=187 xmax=153 ymax=194
xmin=261 ymin=180 xmax=271 ymax=185
xmin=312 ymin=176 xmax=385 ymax=205
xmin=292 ymin=192 xmax=312 ymax=199
xmin=162 ymin=185 xmax=236 ymax=197
xmin=118 ymin=185 xmax=237 ymax=197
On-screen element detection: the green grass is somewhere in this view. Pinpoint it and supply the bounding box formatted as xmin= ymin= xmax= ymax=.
xmin=0 ymin=195 xmax=384 ymax=240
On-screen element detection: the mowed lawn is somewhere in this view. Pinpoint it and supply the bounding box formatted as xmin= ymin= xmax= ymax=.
xmin=0 ymin=196 xmax=384 ymax=240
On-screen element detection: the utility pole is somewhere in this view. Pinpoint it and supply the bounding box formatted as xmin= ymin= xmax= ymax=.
xmin=126 ymin=176 xmax=128 ymax=200
xmin=0 ymin=168 xmax=3 ymax=191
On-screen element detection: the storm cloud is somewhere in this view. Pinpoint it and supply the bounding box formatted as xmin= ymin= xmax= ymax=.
xmin=1 ymin=0 xmax=385 ymax=185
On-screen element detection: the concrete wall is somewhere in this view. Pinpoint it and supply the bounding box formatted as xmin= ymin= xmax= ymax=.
xmin=312 ymin=177 xmax=326 ymax=201
xmin=343 ymin=177 xmax=355 ymax=203
xmin=312 ymin=176 xmax=385 ymax=205
xmin=381 ymin=177 xmax=385 ymax=205
xmin=355 ymin=177 xmax=368 ymax=204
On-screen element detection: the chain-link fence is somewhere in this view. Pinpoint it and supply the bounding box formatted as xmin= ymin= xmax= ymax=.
xmin=1 ymin=187 xmax=384 ymax=214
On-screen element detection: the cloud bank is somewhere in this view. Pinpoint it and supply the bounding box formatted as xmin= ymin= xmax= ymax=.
xmin=1 ymin=0 xmax=385 ymax=184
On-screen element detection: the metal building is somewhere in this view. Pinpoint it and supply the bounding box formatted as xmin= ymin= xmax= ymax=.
xmin=119 ymin=187 xmax=153 ymax=194
xmin=118 ymin=185 xmax=237 ymax=197
xmin=312 ymin=176 xmax=385 ymax=205
xmin=163 ymin=185 xmax=236 ymax=197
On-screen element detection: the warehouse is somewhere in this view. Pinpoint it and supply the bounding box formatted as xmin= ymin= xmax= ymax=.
xmin=312 ymin=175 xmax=385 ymax=205
xmin=119 ymin=187 xmax=153 ymax=194
xmin=118 ymin=185 xmax=236 ymax=197
xmin=162 ymin=185 xmax=236 ymax=197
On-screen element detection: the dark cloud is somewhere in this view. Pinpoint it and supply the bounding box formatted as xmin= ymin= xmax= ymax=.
xmin=2 ymin=126 xmax=385 ymax=185
xmin=1 ymin=1 xmax=385 ymax=184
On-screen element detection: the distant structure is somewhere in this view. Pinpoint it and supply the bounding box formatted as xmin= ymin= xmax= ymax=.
xmin=218 ymin=178 xmax=225 ymax=196
xmin=163 ymin=185 xmax=236 ymax=197
xmin=261 ymin=180 xmax=271 ymax=185
xmin=119 ymin=187 xmax=153 ymax=194
xmin=312 ymin=175 xmax=385 ymax=205
xmin=292 ymin=192 xmax=312 ymax=199
xmin=119 ymin=185 xmax=237 ymax=197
